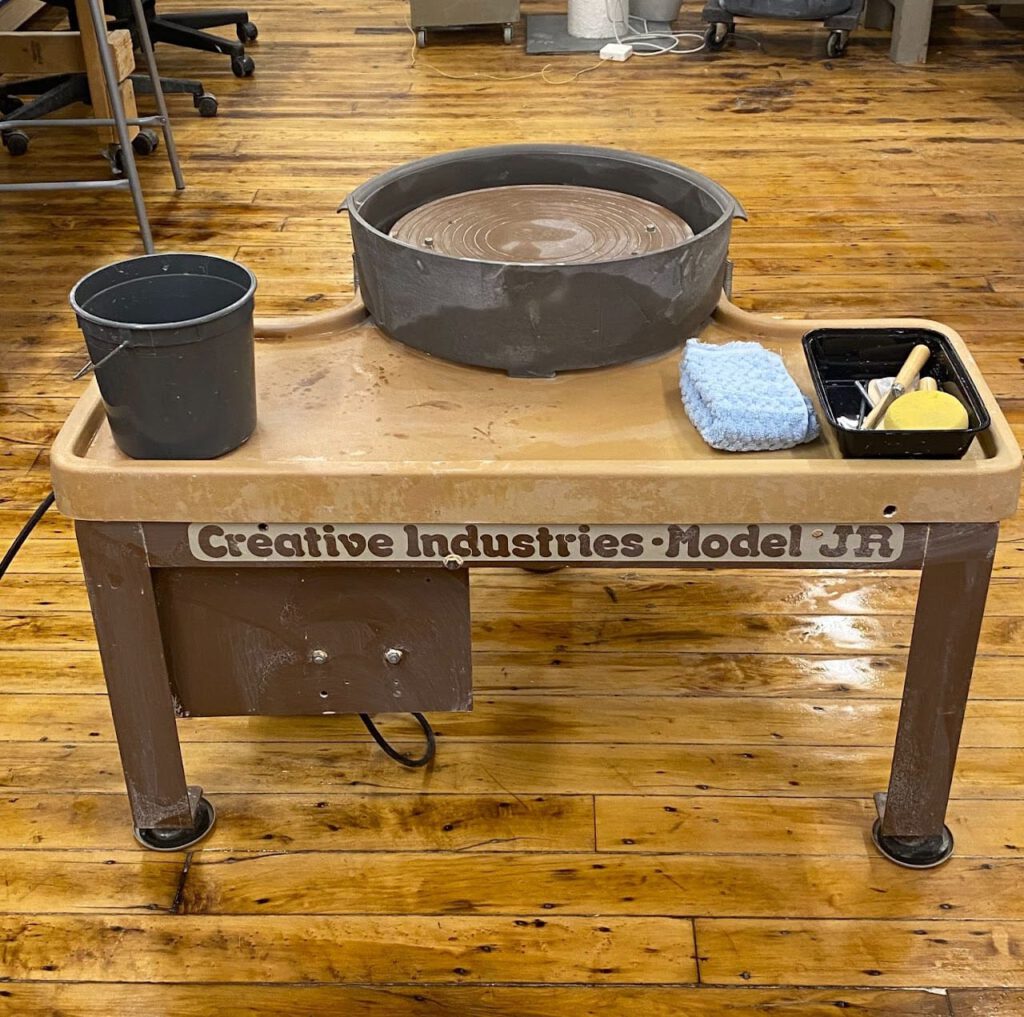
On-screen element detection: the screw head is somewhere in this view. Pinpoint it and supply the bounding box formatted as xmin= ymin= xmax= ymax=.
xmin=443 ymin=554 xmax=464 ymax=571
xmin=310 ymin=649 xmax=329 ymax=665
xmin=384 ymin=647 xmax=404 ymax=665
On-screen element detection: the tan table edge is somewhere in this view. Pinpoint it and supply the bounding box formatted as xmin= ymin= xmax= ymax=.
xmin=50 ymin=295 xmax=1023 ymax=525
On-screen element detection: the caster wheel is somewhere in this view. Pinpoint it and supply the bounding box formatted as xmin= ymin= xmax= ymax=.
xmin=0 ymin=95 xmax=24 ymax=115
xmin=132 ymin=128 xmax=159 ymax=156
xmin=231 ymin=53 xmax=255 ymax=77
xmin=236 ymin=20 xmax=258 ymax=42
xmin=107 ymin=144 xmax=127 ymax=175
xmin=503 ymin=23 xmax=514 ymax=43
xmin=134 ymin=796 xmax=217 ymax=851
xmin=2 ymin=129 xmax=29 ymax=156
xmin=704 ymin=21 xmax=729 ymax=50
xmin=416 ymin=28 xmax=427 ymax=47
xmin=871 ymin=818 xmax=954 ymax=869
xmin=195 ymin=92 xmax=219 ymax=117
xmin=826 ymin=30 xmax=848 ymax=57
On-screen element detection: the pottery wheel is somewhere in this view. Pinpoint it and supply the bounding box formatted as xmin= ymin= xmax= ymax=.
xmin=389 ymin=184 xmax=693 ymax=264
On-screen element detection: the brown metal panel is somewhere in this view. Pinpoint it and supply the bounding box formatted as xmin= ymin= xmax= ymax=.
xmin=880 ymin=522 xmax=998 ymax=839
xmin=153 ymin=566 xmax=472 ymax=717
xmin=75 ymin=521 xmax=197 ymax=830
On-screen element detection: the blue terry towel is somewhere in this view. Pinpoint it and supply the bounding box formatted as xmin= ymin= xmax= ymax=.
xmin=680 ymin=338 xmax=820 ymax=452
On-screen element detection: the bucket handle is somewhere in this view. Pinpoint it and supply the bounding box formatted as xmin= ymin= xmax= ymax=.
xmin=73 ymin=339 xmax=130 ymax=380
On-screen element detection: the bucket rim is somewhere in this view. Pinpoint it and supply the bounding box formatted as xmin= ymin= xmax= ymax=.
xmin=69 ymin=252 xmax=257 ymax=333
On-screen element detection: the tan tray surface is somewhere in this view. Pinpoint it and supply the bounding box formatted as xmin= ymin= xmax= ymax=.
xmin=50 ymin=296 xmax=1022 ymax=525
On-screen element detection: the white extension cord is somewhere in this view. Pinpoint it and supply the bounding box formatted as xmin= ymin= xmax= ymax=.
xmin=604 ymin=0 xmax=707 ymax=55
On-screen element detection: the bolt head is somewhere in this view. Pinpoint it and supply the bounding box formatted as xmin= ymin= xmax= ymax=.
xmin=384 ymin=647 xmax=404 ymax=665
xmin=310 ymin=649 xmax=329 ymax=665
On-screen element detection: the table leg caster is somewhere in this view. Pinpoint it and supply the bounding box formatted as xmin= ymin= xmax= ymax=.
xmin=133 ymin=795 xmax=216 ymax=851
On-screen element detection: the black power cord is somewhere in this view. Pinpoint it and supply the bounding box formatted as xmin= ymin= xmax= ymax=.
xmin=359 ymin=712 xmax=436 ymax=768
xmin=0 ymin=491 xmax=55 ymax=581
xmin=1 ymin=490 xmax=436 ymax=768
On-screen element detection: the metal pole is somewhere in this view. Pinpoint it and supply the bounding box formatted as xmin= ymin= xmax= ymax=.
xmin=6 ymin=116 xmax=165 ymax=129
xmin=0 ymin=179 xmax=131 ymax=193
xmin=127 ymin=0 xmax=186 ymax=191
xmin=84 ymin=0 xmax=154 ymax=253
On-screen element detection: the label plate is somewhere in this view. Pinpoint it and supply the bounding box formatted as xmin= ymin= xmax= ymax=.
xmin=187 ymin=523 xmax=906 ymax=565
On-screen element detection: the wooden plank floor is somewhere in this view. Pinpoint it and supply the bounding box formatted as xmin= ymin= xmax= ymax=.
xmin=2 ymin=0 xmax=1024 ymax=1012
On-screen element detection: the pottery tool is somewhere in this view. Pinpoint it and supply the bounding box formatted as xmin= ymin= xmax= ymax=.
xmin=862 ymin=344 xmax=931 ymax=430
xmin=882 ymin=389 xmax=970 ymax=431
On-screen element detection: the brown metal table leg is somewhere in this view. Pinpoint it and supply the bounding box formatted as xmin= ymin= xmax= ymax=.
xmin=874 ymin=523 xmax=998 ymax=868
xmin=77 ymin=521 xmax=215 ymax=850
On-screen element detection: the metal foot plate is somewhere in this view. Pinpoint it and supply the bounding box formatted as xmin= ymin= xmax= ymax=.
xmin=871 ymin=817 xmax=954 ymax=869
xmin=870 ymin=793 xmax=953 ymax=868
xmin=133 ymin=795 xmax=216 ymax=852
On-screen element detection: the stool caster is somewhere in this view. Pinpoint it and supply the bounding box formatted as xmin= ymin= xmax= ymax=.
xmin=503 ymin=23 xmax=514 ymax=43
xmin=871 ymin=818 xmax=954 ymax=869
xmin=826 ymin=29 xmax=849 ymax=57
xmin=107 ymin=136 xmax=157 ymax=176
xmin=134 ymin=795 xmax=216 ymax=852
xmin=132 ymin=128 xmax=160 ymax=156
xmin=416 ymin=28 xmax=427 ymax=47
xmin=2 ymin=129 xmax=29 ymax=157
xmin=237 ymin=20 xmax=258 ymax=42
xmin=704 ymin=21 xmax=730 ymax=49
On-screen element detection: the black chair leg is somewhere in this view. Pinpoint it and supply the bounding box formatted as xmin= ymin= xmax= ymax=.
xmin=148 ymin=16 xmax=244 ymax=57
xmin=1 ymin=74 xmax=91 ymax=156
xmin=130 ymin=74 xmax=219 ymax=117
xmin=159 ymin=8 xmax=250 ymax=30
xmin=0 ymin=73 xmax=86 ymax=100
xmin=1 ymin=75 xmax=89 ymax=117
xmin=62 ymin=0 xmax=258 ymax=74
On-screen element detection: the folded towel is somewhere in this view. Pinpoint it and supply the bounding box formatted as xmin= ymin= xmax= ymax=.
xmin=680 ymin=338 xmax=820 ymax=452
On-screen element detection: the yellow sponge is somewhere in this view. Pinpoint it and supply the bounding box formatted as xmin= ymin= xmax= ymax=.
xmin=883 ymin=390 xmax=969 ymax=431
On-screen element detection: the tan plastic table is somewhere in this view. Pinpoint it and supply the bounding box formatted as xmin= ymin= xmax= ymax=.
xmin=51 ymin=296 xmax=1022 ymax=866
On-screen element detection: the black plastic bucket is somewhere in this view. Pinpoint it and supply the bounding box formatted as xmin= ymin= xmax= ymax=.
xmin=70 ymin=253 xmax=257 ymax=460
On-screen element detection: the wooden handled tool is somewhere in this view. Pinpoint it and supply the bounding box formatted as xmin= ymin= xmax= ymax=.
xmin=862 ymin=344 xmax=931 ymax=430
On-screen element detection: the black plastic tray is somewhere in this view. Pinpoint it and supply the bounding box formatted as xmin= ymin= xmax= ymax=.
xmin=802 ymin=327 xmax=991 ymax=459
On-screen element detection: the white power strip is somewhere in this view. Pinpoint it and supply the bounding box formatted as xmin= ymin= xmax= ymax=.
xmin=599 ymin=42 xmax=634 ymax=60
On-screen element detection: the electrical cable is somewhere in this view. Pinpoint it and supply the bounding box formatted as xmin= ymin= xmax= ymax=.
xmin=359 ymin=712 xmax=437 ymax=768
xmin=0 ymin=491 xmax=55 ymax=581
xmin=0 ymin=490 xmax=435 ymax=769
xmin=604 ymin=0 xmax=707 ymax=55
